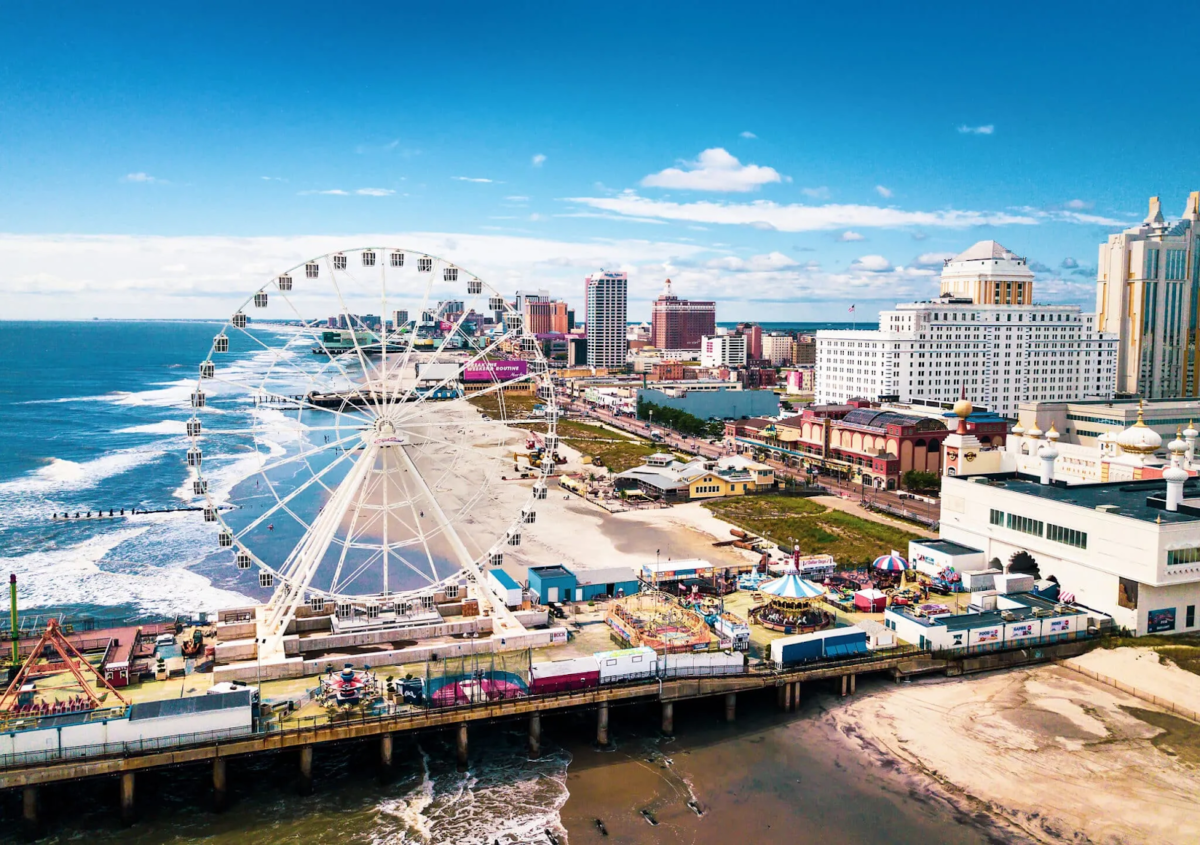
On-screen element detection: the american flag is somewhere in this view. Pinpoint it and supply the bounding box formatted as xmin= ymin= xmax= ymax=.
xmin=848 ymin=304 xmax=855 ymax=313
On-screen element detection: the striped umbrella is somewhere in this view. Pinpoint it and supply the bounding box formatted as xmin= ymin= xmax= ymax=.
xmin=872 ymin=553 xmax=911 ymax=572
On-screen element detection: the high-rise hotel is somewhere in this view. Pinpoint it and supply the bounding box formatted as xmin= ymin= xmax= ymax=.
xmin=815 ymin=241 xmax=1118 ymax=418
xmin=650 ymin=279 xmax=715 ymax=351
xmin=585 ymin=270 xmax=628 ymax=368
xmin=1096 ymin=193 xmax=1200 ymax=398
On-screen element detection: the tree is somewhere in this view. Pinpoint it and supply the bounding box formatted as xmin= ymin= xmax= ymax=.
xmin=902 ymin=470 xmax=940 ymax=493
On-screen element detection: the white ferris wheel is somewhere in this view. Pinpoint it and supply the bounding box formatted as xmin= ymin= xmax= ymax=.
xmin=184 ymin=247 xmax=557 ymax=655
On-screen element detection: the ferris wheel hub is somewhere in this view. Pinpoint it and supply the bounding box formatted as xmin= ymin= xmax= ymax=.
xmin=369 ymin=417 xmax=407 ymax=447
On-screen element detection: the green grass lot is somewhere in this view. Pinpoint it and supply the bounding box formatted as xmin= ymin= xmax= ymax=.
xmin=465 ymin=391 xmax=543 ymax=419
xmin=703 ymin=494 xmax=923 ymax=567
xmin=1101 ymin=633 xmax=1200 ymax=676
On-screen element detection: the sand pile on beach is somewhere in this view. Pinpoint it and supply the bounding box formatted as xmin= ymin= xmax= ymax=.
xmin=832 ymin=663 xmax=1200 ymax=844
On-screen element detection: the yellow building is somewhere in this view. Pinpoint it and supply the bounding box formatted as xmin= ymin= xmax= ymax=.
xmin=615 ymin=454 xmax=773 ymax=502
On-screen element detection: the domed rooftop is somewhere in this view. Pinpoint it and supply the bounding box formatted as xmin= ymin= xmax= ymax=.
xmin=1117 ymin=401 xmax=1162 ymax=455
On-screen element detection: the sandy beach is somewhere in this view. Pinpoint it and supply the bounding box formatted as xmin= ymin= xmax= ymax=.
xmin=830 ymin=661 xmax=1200 ymax=845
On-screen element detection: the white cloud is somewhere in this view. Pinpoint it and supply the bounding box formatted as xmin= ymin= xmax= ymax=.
xmin=707 ymin=252 xmax=798 ymax=272
xmin=0 ymin=232 xmax=715 ymax=320
xmin=1010 ymin=205 xmax=1131 ymax=227
xmin=740 ymin=131 xmax=757 ymax=139
xmin=452 ymin=176 xmax=494 ymax=183
xmin=957 ymin=124 xmax=995 ymax=135
xmin=299 ymin=189 xmax=350 ymax=196
xmin=355 ymin=188 xmax=394 ymax=197
xmin=260 ymin=176 xmax=287 ymax=182
xmin=915 ymin=252 xmax=955 ymax=266
xmin=555 ymin=211 xmax=669 ymax=224
xmin=505 ymin=195 xmax=530 ymax=202
xmin=529 ymin=213 xmax=542 ymax=222
xmin=837 ymin=231 xmax=865 ymax=242
xmin=851 ymin=254 xmax=893 ymax=272
xmin=801 ymin=186 xmax=831 ymax=200
xmin=641 ymin=148 xmax=783 ymax=193
xmin=124 ymin=172 xmax=163 ymax=184
xmin=531 ymin=153 xmax=546 ymax=167
xmin=1064 ymin=199 xmax=1093 ymax=210
xmin=564 ymin=192 xmax=1042 ymax=232
xmin=875 ymin=185 xmax=893 ymax=198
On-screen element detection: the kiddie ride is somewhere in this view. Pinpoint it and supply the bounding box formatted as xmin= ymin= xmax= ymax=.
xmin=319 ymin=664 xmax=383 ymax=715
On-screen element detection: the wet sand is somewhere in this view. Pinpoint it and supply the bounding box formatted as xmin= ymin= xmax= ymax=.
xmin=559 ymin=682 xmax=1024 ymax=845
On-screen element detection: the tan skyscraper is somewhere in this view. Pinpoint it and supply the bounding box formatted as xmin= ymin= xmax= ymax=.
xmin=1096 ymin=192 xmax=1200 ymax=397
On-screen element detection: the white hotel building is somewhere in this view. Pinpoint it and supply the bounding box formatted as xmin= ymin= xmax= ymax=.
xmin=815 ymin=241 xmax=1118 ymax=418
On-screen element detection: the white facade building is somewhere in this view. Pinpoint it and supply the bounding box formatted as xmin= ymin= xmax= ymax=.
xmin=584 ymin=271 xmax=628 ymax=369
xmin=700 ymin=334 xmax=747 ymax=368
xmin=815 ymin=241 xmax=1118 ymax=418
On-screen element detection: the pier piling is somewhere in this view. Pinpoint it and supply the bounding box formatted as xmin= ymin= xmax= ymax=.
xmin=596 ymin=701 xmax=610 ymax=747
xmin=849 ymin=674 xmax=856 ymax=695
xmin=792 ymin=681 xmax=801 ymax=710
xmin=841 ymin=674 xmax=848 ymax=697
xmin=784 ymin=682 xmax=794 ymax=712
xmin=119 ymin=772 xmax=136 ymax=826
xmin=212 ymin=757 xmax=227 ymax=812
xmin=661 ymin=701 xmax=674 ymax=736
xmin=776 ymin=684 xmax=786 ymax=710
xmin=298 ymin=745 xmax=314 ymax=796
xmin=528 ymin=712 xmax=542 ymax=759
xmin=22 ymin=786 xmax=38 ymax=839
xmin=456 ymin=723 xmax=469 ymax=772
xmin=380 ymin=733 xmax=394 ymax=781
xmin=724 ymin=692 xmax=736 ymax=723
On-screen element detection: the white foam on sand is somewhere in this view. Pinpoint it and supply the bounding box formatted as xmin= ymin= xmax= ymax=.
xmin=0 ymin=526 xmax=252 ymax=614
xmin=374 ymin=743 xmax=571 ymax=845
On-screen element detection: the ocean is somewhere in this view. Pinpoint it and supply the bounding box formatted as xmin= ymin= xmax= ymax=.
xmin=0 ymin=321 xmax=1010 ymax=844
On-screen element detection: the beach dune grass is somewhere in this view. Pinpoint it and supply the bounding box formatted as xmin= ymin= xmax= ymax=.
xmin=703 ymin=494 xmax=922 ymax=567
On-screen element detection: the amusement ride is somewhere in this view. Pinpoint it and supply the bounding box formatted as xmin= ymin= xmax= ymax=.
xmin=185 ymin=248 xmax=557 ymax=665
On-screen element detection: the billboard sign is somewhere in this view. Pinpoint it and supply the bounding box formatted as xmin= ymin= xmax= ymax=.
xmin=463 ymin=360 xmax=529 ymax=382
xmin=1147 ymin=607 xmax=1176 ymax=633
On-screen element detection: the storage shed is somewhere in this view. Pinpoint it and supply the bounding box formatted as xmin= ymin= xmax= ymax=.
xmin=526 ymin=565 xmax=576 ymax=604
xmin=574 ymin=566 xmax=639 ymax=601
xmin=486 ymin=570 xmax=523 ymax=608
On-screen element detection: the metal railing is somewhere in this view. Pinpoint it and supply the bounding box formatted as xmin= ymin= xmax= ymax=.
xmin=0 ymin=634 xmax=1088 ymax=775
xmin=929 ymin=630 xmax=1097 ymax=659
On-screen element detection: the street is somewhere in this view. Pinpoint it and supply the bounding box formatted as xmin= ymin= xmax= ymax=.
xmin=556 ymin=392 xmax=941 ymax=525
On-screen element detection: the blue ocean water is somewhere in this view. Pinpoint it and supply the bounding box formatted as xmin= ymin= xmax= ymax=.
xmin=0 ymin=320 xmax=302 ymax=621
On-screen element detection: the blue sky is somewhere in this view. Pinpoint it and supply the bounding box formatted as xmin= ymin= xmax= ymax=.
xmin=4 ymin=2 xmax=1200 ymax=321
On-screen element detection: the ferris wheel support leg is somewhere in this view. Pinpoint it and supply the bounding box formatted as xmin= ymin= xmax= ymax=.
xmin=391 ymin=444 xmax=523 ymax=634
xmin=259 ymin=442 xmax=381 ymax=657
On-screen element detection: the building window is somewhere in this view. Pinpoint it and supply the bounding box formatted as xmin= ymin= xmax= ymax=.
xmin=1166 ymin=547 xmax=1200 ymax=566
xmin=989 ymin=508 xmax=1005 ymax=526
xmin=1006 ymin=513 xmax=1044 ymax=537
xmin=1188 ymin=605 xmax=1196 ymax=628
xmin=1047 ymin=523 xmax=1087 ymax=549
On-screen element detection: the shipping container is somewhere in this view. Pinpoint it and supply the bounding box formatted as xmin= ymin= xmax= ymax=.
xmin=770 ymin=628 xmax=868 ymax=666
xmin=487 ymin=570 xmax=523 ymax=608
xmin=529 ymin=656 xmax=600 ymax=694
xmin=594 ymin=646 xmax=658 ymax=682
xmin=660 ymin=650 xmax=745 ymax=678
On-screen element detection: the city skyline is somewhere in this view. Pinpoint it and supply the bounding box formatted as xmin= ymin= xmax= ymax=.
xmin=6 ymin=4 xmax=1200 ymax=321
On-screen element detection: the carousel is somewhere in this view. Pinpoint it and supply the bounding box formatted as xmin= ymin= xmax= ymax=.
xmin=749 ymin=568 xmax=836 ymax=634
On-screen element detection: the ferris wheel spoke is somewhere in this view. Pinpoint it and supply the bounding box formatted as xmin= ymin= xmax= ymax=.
xmin=390 ymin=446 xmax=445 ymax=584
xmin=326 ymin=256 xmax=386 ymax=410
xmin=226 ymin=321 xmax=375 ymax=417
xmin=262 ymin=301 xmax=382 ymax=416
xmin=381 ymin=259 xmax=436 ymax=412
xmin=250 ymin=430 xmax=365 ymax=477
xmin=388 ymin=285 xmax=476 ymax=411
xmin=233 ymin=443 xmax=360 ymax=540
xmin=392 ymin=324 xmax=525 ymax=422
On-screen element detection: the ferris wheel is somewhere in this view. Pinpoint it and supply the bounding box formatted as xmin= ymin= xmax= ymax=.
xmin=184 ymin=247 xmax=557 ymax=655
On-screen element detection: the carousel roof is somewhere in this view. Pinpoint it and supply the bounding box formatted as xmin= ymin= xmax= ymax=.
xmin=872 ymin=553 xmax=912 ymax=571
xmin=759 ymin=571 xmax=826 ymax=600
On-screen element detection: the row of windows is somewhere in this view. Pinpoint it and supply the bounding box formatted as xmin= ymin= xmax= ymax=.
xmin=1007 ymin=513 xmax=1044 ymax=536
xmin=1047 ymin=523 xmax=1087 ymax=549
xmin=1167 ymin=547 xmax=1200 ymax=566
